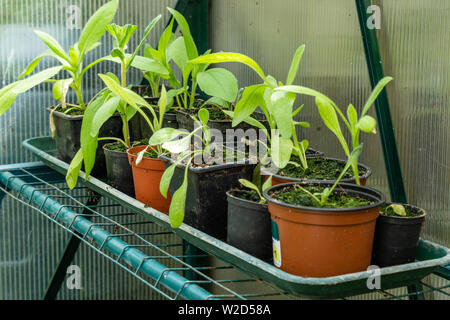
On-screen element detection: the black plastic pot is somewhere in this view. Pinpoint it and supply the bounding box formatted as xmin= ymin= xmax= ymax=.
xmin=371 ymin=203 xmax=426 ymax=268
xmin=103 ymin=143 xmax=135 ymax=197
xmin=161 ymin=155 xmax=256 ymax=240
xmin=48 ymin=107 xmax=123 ymax=178
xmin=226 ymin=191 xmax=273 ymax=262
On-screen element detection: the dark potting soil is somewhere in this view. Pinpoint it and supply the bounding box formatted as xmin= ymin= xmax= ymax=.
xmin=380 ymin=205 xmax=424 ymax=218
xmin=271 ymin=185 xmax=373 ymax=209
xmin=232 ymin=189 xmax=262 ymax=203
xmin=104 ymin=139 xmax=149 ymax=153
xmin=53 ymin=105 xmax=85 ymax=116
xmin=279 ymin=157 xmax=367 ymax=180
xmin=182 ymin=106 xmax=232 ymax=121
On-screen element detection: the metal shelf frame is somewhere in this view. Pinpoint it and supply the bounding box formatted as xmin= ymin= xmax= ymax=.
xmin=0 ymin=162 xmax=449 ymax=300
xmin=0 ymin=163 xmax=294 ymax=300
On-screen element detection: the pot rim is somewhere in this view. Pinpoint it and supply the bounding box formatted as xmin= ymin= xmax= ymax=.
xmin=226 ymin=189 xmax=268 ymax=209
xmin=126 ymin=145 xmax=160 ymax=159
xmin=263 ymin=181 xmax=386 ymax=213
xmin=47 ymin=106 xmax=84 ymax=120
xmin=379 ymin=202 xmax=427 ymax=220
xmin=159 ymin=154 xmax=257 ymax=173
xmin=102 ymin=142 xmax=129 ymax=155
xmin=273 ymin=157 xmax=372 ymax=183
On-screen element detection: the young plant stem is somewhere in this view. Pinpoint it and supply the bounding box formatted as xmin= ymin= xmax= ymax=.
xmin=121 ymin=61 xmax=131 ymax=147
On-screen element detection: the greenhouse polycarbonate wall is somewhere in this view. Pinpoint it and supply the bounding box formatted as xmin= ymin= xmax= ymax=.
xmin=209 ymin=0 xmax=449 ymax=298
xmin=0 ymin=0 xmax=179 ymax=300
xmin=0 ymin=0 xmax=449 ymax=300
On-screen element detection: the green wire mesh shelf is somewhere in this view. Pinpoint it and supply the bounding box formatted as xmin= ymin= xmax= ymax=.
xmin=0 ymin=136 xmax=448 ymax=300
xmin=0 ymin=163 xmax=295 ymax=300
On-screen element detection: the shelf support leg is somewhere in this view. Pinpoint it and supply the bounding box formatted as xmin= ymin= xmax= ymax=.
xmin=43 ymin=191 xmax=101 ymax=300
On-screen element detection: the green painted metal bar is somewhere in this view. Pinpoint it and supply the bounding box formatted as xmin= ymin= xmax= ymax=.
xmin=0 ymin=171 xmax=215 ymax=300
xmin=355 ymin=0 xmax=407 ymax=204
xmin=355 ymin=0 xmax=423 ymax=300
xmin=43 ymin=192 xmax=102 ymax=300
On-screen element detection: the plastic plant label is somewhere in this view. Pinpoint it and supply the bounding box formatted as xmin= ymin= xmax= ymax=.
xmin=271 ymin=220 xmax=282 ymax=268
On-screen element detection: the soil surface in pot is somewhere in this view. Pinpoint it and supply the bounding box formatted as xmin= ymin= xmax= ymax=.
xmin=270 ymin=184 xmax=373 ymax=209
xmin=182 ymin=105 xmax=232 ymax=121
xmin=174 ymin=145 xmax=250 ymax=168
xmin=52 ymin=105 xmax=85 ymax=116
xmin=103 ymin=139 xmax=149 ymax=152
xmin=231 ymin=189 xmax=262 ymax=203
xmin=380 ymin=205 xmax=424 ymax=218
xmin=279 ymin=157 xmax=367 ymax=180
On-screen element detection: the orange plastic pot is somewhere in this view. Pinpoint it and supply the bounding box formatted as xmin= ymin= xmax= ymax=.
xmin=270 ymin=157 xmax=372 ymax=186
xmin=127 ymin=146 xmax=171 ymax=214
xmin=263 ymin=182 xmax=385 ymax=278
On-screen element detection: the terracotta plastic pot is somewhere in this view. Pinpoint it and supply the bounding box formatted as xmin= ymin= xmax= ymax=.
xmin=371 ymin=202 xmax=426 ymax=267
xmin=263 ymin=182 xmax=385 ymax=278
xmin=127 ymin=146 xmax=171 ymax=214
xmin=271 ymin=157 xmax=372 ymax=186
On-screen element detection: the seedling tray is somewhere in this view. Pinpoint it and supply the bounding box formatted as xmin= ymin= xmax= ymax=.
xmin=23 ymin=136 xmax=450 ymax=299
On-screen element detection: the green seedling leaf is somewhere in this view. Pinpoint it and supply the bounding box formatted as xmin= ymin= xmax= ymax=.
xmin=197 ymin=68 xmax=239 ymax=103
xmin=149 ymin=128 xmax=187 ymax=146
xmin=0 ymin=67 xmax=62 ymax=116
xmin=162 ymin=133 xmax=193 ymax=154
xmin=388 ymin=204 xmax=407 ymax=217
xmin=167 ymin=36 xmax=188 ymax=71
xmin=13 ymin=66 xmax=62 ymax=94
xmin=90 ymin=96 xmax=121 ymax=137
xmin=136 ymin=146 xmax=149 ymax=166
xmin=128 ymin=15 xmax=162 ymax=68
xmin=53 ymin=79 xmax=73 ymax=106
xmin=189 ymin=52 xmax=267 ymax=84
xmin=18 ymin=49 xmax=52 ymax=80
xmin=361 ymin=76 xmax=394 ymax=116
xmin=160 ymin=163 xmax=177 ymax=198
xmin=347 ymin=104 xmax=358 ymax=129
xmin=80 ymin=91 xmax=109 ymax=176
xmin=66 ymin=149 xmax=84 ymax=190
xmin=271 ymin=133 xmax=293 ymax=169
xmin=292 ymin=104 xmax=304 ymax=117
xmin=286 ymin=44 xmax=305 ymax=85
xmin=262 ymin=175 xmax=273 ymax=192
xmin=232 ymin=84 xmax=267 ymax=127
xmin=111 ymin=48 xmax=125 ymax=61
xmin=127 ymin=55 xmax=169 ymax=75
xmin=222 ymin=110 xmax=267 ymax=131
xmin=294 ymin=121 xmax=310 ymax=128
xmin=239 ymin=179 xmax=261 ymax=194
xmin=315 ymin=96 xmax=350 ymax=156
xmin=167 ymin=7 xmax=198 ymax=60
xmin=0 ymin=89 xmax=18 ymax=116
xmin=79 ymin=0 xmax=119 ymax=55
xmin=198 ymin=108 xmax=210 ymax=126
xmin=34 ymin=30 xmax=70 ymax=64
xmin=270 ymin=91 xmax=296 ymax=138
xmin=169 ymin=166 xmax=189 ymax=228
xmin=357 ymin=115 xmax=377 ymax=133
